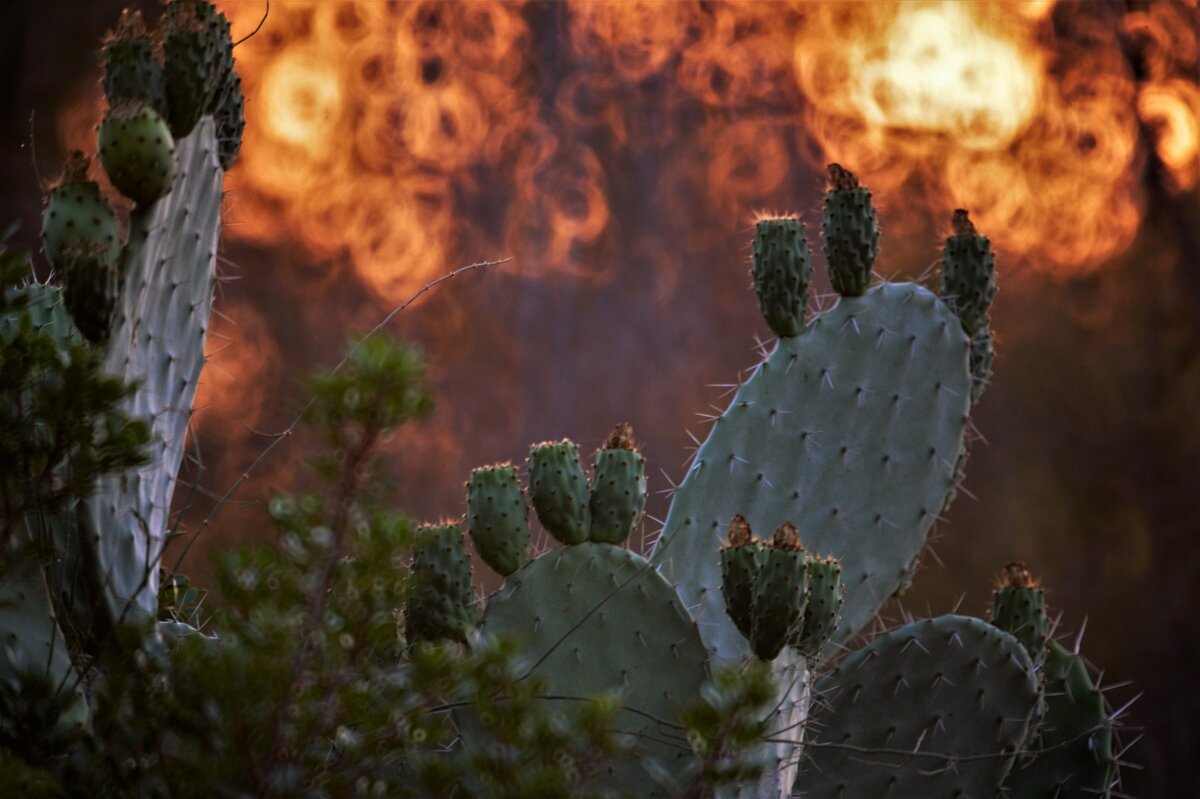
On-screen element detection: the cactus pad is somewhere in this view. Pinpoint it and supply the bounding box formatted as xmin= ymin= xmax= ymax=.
xmin=800 ymin=615 xmax=1040 ymax=798
xmin=941 ymin=210 xmax=997 ymax=337
xmin=588 ymin=423 xmax=647 ymax=545
xmin=752 ymin=217 xmax=811 ymax=338
xmin=990 ymin=562 xmax=1048 ymax=662
xmin=101 ymin=9 xmax=165 ymax=112
xmin=821 ymin=164 xmax=878 ymax=298
xmin=1005 ymin=640 xmax=1117 ymax=798
xmin=57 ymin=241 xmax=119 ymax=344
xmin=719 ymin=515 xmax=761 ymax=642
xmin=162 ymin=0 xmax=233 ymax=138
xmin=527 ymin=440 xmax=591 ymax=545
xmin=406 ymin=523 xmax=476 ymax=644
xmin=791 ymin=556 xmax=843 ymax=659
xmin=99 ymin=101 xmax=178 ymax=206
xmin=469 ymin=542 xmax=709 ymax=797
xmin=40 ymin=153 xmax=120 ymax=274
xmin=749 ymin=523 xmax=808 ymax=662
xmin=466 ymin=463 xmax=529 ymax=577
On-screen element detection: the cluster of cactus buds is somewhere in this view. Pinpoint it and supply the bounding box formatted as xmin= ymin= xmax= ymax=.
xmin=719 ymin=517 xmax=843 ymax=662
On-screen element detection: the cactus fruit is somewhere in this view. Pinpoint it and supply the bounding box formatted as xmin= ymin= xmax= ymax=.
xmin=527 ymin=440 xmax=591 ymax=545
xmin=162 ymin=0 xmax=233 ymax=138
xmin=748 ymin=523 xmax=809 ymax=662
xmin=98 ymin=101 xmax=178 ymax=206
xmin=100 ymin=9 xmax=165 ymax=112
xmin=719 ymin=515 xmax=761 ymax=642
xmin=790 ymin=557 xmax=843 ymax=659
xmin=821 ymin=164 xmax=878 ymax=298
xmin=57 ymin=241 xmax=118 ymax=344
xmin=1005 ymin=640 xmax=1117 ymax=798
xmin=751 ymin=217 xmax=811 ymax=338
xmin=990 ymin=561 xmax=1048 ymax=662
xmin=587 ymin=423 xmax=647 ymax=545
xmin=40 ymin=152 xmax=120 ymax=275
xmin=406 ymin=522 xmax=476 ymax=645
xmin=469 ymin=542 xmax=710 ymax=797
xmin=801 ymin=616 xmax=1041 ymax=798
xmin=941 ymin=210 xmax=997 ymax=337
xmin=465 ymin=464 xmax=529 ymax=577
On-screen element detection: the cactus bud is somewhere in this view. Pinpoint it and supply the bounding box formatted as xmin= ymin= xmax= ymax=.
xmin=719 ymin=515 xmax=763 ymax=642
xmin=588 ymin=423 xmax=647 ymax=546
xmin=791 ymin=555 xmax=844 ymax=659
xmin=41 ymin=152 xmax=121 ymax=275
xmin=989 ymin=561 xmax=1048 ymax=662
xmin=749 ymin=522 xmax=808 ymax=661
xmin=162 ymin=0 xmax=233 ymax=138
xmin=527 ymin=439 xmax=591 ymax=545
xmin=822 ymin=163 xmax=879 ymax=297
xmin=466 ymin=463 xmax=529 ymax=577
xmin=406 ymin=522 xmax=476 ymax=645
xmin=940 ymin=209 xmax=997 ymax=337
xmin=101 ymin=9 xmax=165 ymax=112
xmin=751 ymin=216 xmax=810 ymax=338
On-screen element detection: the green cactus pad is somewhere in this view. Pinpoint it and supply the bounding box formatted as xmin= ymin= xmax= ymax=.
xmin=800 ymin=615 xmax=1040 ymax=798
xmin=989 ymin=562 xmax=1048 ymax=662
xmin=821 ymin=164 xmax=878 ymax=297
xmin=527 ymin=440 xmax=591 ymax=545
xmin=57 ymin=241 xmax=119 ymax=344
xmin=941 ymin=210 xmax=997 ymax=337
xmin=1005 ymin=640 xmax=1116 ymax=798
xmin=752 ymin=217 xmax=811 ymax=338
xmin=40 ymin=153 xmax=121 ymax=274
xmin=791 ymin=556 xmax=843 ymax=659
xmin=101 ymin=9 xmax=165 ymax=112
xmin=654 ymin=281 xmax=972 ymax=661
xmin=99 ymin=101 xmax=178 ymax=206
xmin=469 ymin=543 xmax=709 ymax=797
xmin=750 ymin=523 xmax=809 ymax=662
xmin=162 ymin=0 xmax=232 ymax=138
xmin=588 ymin=423 xmax=647 ymax=545
xmin=719 ymin=515 xmax=762 ymax=641
xmin=466 ymin=463 xmax=530 ymax=577
xmin=406 ymin=523 xmax=476 ymax=644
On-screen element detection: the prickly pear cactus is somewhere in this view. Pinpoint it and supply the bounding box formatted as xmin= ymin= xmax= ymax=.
xmin=798 ymin=616 xmax=1041 ymax=798
xmin=990 ymin=562 xmax=1049 ymax=662
xmin=406 ymin=523 xmax=476 ymax=645
xmin=588 ymin=423 xmax=647 ymax=545
xmin=527 ymin=440 xmax=591 ymax=545
xmin=98 ymin=100 xmax=178 ymax=206
xmin=465 ymin=464 xmax=529 ymax=577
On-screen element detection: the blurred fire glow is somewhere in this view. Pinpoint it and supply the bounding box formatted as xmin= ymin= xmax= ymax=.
xmin=61 ymin=0 xmax=1199 ymax=298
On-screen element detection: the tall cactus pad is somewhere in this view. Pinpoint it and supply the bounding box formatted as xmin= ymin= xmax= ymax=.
xmin=791 ymin=557 xmax=843 ymax=659
xmin=466 ymin=464 xmax=529 ymax=577
xmin=990 ymin=562 xmax=1048 ymax=662
xmin=1005 ymin=641 xmax=1116 ymax=798
xmin=81 ymin=121 xmax=224 ymax=623
xmin=469 ymin=543 xmax=709 ymax=797
xmin=588 ymin=423 xmax=647 ymax=545
xmin=406 ymin=523 xmax=476 ymax=644
xmin=800 ymin=616 xmax=1040 ymax=798
xmin=98 ymin=101 xmax=178 ymax=207
xmin=941 ymin=210 xmax=997 ymax=337
xmin=752 ymin=217 xmax=810 ymax=338
xmin=749 ymin=524 xmax=808 ymax=662
xmin=719 ymin=515 xmax=761 ymax=641
xmin=821 ymin=164 xmax=878 ymax=297
xmin=101 ymin=9 xmax=165 ymax=111
xmin=163 ymin=0 xmax=233 ymax=138
xmin=654 ymin=281 xmax=972 ymax=660
xmin=527 ymin=440 xmax=590 ymax=545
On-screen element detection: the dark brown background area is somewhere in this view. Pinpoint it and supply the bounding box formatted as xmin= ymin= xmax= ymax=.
xmin=3 ymin=2 xmax=1198 ymax=796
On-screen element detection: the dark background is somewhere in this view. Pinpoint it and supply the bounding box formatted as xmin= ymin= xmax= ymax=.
xmin=3 ymin=2 xmax=1197 ymax=795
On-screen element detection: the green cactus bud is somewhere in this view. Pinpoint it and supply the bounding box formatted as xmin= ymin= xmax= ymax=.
xmin=101 ymin=9 xmax=165 ymax=112
xmin=527 ymin=439 xmax=590 ymax=545
xmin=749 ymin=523 xmax=808 ymax=661
xmin=162 ymin=0 xmax=233 ymax=138
xmin=465 ymin=463 xmax=529 ymax=577
xmin=406 ymin=522 xmax=476 ymax=645
xmin=40 ymin=152 xmax=121 ymax=274
xmin=791 ymin=555 xmax=843 ymax=659
xmin=719 ymin=515 xmax=763 ymax=642
xmin=941 ymin=209 xmax=997 ymax=336
xmin=98 ymin=100 xmax=178 ymax=206
xmin=588 ymin=423 xmax=647 ymax=545
xmin=214 ymin=70 xmax=245 ymax=171
xmin=751 ymin=216 xmax=810 ymax=338
xmin=989 ymin=561 xmax=1048 ymax=663
xmin=821 ymin=163 xmax=878 ymax=297
xmin=58 ymin=240 xmax=119 ymax=344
